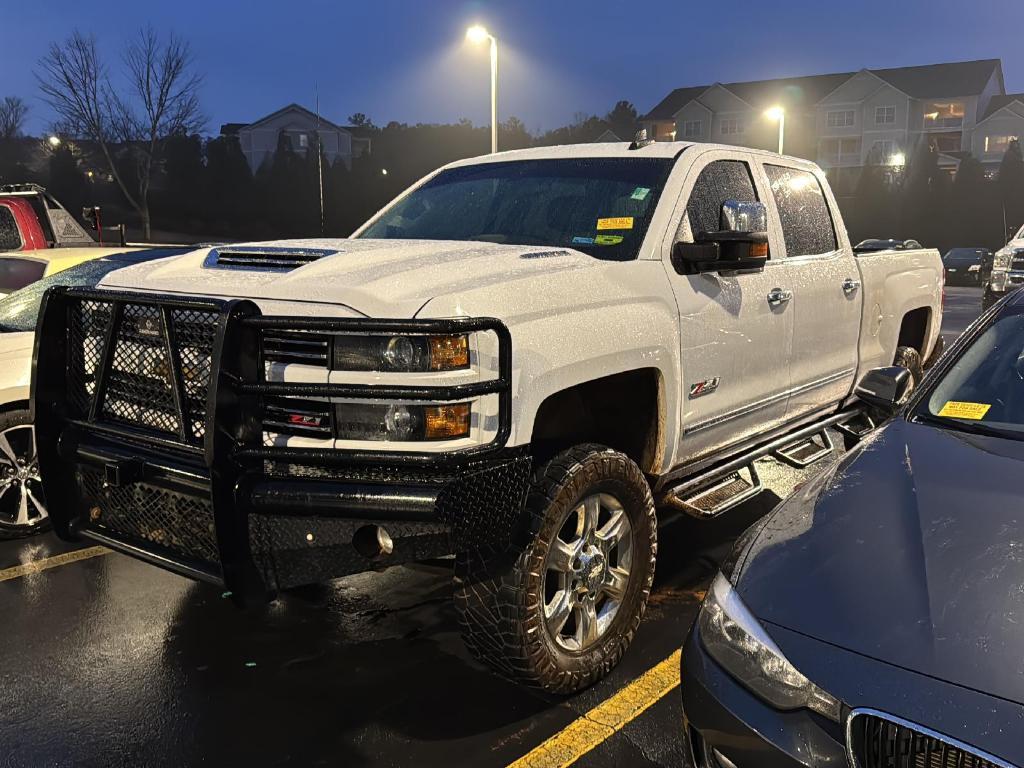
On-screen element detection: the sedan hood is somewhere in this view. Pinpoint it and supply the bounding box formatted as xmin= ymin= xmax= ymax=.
xmin=735 ymin=418 xmax=1024 ymax=705
xmin=97 ymin=238 xmax=597 ymax=318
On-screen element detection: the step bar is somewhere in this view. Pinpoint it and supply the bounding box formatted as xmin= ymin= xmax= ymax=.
xmin=661 ymin=408 xmax=865 ymax=519
xmin=773 ymin=429 xmax=835 ymax=468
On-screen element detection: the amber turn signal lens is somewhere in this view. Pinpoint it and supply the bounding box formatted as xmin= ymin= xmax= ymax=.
xmin=428 ymin=334 xmax=469 ymax=371
xmin=750 ymin=242 xmax=769 ymax=258
xmin=423 ymin=403 xmax=471 ymax=439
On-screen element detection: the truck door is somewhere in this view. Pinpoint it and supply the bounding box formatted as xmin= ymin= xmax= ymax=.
xmin=756 ymin=163 xmax=861 ymax=422
xmin=664 ymin=151 xmax=794 ymax=465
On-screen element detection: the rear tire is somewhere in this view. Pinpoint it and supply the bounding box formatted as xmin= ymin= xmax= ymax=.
xmin=0 ymin=409 xmax=50 ymax=540
xmin=893 ymin=346 xmax=924 ymax=389
xmin=454 ymin=444 xmax=656 ymax=694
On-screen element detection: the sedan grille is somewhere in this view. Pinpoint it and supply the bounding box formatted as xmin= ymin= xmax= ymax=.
xmin=849 ymin=711 xmax=1013 ymax=768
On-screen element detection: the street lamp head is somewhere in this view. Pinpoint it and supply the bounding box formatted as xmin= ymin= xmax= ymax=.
xmin=47 ymin=135 xmax=61 ymax=148
xmin=466 ymin=25 xmax=490 ymax=44
xmin=764 ymin=106 xmax=785 ymax=121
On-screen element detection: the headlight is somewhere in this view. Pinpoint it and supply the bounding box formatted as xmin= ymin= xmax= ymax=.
xmin=335 ymin=402 xmax=471 ymax=441
xmin=699 ymin=573 xmax=841 ymax=721
xmin=333 ymin=334 xmax=470 ymax=372
xmin=993 ymin=248 xmax=1013 ymax=272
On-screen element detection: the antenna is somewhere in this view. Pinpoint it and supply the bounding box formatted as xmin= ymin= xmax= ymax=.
xmin=315 ymin=85 xmax=325 ymax=235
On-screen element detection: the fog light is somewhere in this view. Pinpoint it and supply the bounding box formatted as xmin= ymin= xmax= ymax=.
xmin=384 ymin=404 xmax=416 ymax=440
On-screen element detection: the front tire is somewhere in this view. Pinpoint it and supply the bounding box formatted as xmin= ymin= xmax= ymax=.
xmin=0 ymin=409 xmax=50 ymax=540
xmin=454 ymin=444 xmax=656 ymax=693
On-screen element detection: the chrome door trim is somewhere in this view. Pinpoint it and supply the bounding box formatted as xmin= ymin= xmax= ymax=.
xmin=845 ymin=707 xmax=1017 ymax=768
xmin=685 ymin=369 xmax=854 ymax=435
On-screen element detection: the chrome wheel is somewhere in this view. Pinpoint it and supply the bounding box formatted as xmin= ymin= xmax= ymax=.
xmin=542 ymin=492 xmax=633 ymax=652
xmin=0 ymin=424 xmax=47 ymax=529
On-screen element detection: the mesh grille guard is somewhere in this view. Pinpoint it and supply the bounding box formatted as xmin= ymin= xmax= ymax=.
xmin=31 ymin=286 xmax=518 ymax=602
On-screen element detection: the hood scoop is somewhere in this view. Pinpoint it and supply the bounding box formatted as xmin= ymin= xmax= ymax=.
xmin=203 ymin=245 xmax=341 ymax=271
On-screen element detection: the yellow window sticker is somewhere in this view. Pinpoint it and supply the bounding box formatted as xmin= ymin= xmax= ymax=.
xmin=596 ymin=217 xmax=634 ymax=230
xmin=594 ymin=234 xmax=624 ymax=245
xmin=938 ymin=401 xmax=991 ymax=420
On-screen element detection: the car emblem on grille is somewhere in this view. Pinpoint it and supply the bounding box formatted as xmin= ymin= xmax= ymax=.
xmin=289 ymin=413 xmax=323 ymax=427
xmin=137 ymin=316 xmax=162 ymax=338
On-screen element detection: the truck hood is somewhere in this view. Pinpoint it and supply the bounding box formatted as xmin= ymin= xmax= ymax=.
xmin=97 ymin=238 xmax=599 ymax=318
xmin=733 ymin=419 xmax=1024 ymax=706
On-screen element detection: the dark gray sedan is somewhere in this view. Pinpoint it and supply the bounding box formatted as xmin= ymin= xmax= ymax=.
xmin=681 ymin=294 xmax=1024 ymax=767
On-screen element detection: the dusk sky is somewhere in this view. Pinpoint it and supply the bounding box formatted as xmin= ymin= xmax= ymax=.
xmin=4 ymin=0 xmax=1024 ymax=136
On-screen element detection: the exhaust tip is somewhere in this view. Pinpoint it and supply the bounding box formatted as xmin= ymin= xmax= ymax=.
xmin=352 ymin=525 xmax=394 ymax=560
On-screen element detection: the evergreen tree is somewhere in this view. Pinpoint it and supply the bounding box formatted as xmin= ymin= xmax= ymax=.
xmin=997 ymin=139 xmax=1024 ymax=239
xmin=605 ymin=100 xmax=639 ymax=140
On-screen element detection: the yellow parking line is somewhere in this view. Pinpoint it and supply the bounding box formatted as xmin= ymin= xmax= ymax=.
xmin=0 ymin=546 xmax=110 ymax=583
xmin=507 ymin=649 xmax=681 ymax=768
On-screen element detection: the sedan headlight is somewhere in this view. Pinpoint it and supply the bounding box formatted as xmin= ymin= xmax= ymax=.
xmin=699 ymin=573 xmax=841 ymax=721
xmin=333 ymin=334 xmax=469 ymax=372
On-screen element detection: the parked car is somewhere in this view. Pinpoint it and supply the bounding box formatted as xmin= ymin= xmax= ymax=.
xmin=983 ymin=224 xmax=1024 ymax=309
xmin=0 ymin=247 xmax=189 ymax=538
xmin=680 ymin=295 xmax=1024 ymax=768
xmin=0 ymin=184 xmax=150 ymax=296
xmin=32 ymin=142 xmax=942 ymax=692
xmin=942 ymin=246 xmax=990 ymax=285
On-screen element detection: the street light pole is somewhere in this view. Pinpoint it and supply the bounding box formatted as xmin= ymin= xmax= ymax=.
xmin=765 ymin=106 xmax=785 ymax=155
xmin=467 ymin=25 xmax=498 ymax=154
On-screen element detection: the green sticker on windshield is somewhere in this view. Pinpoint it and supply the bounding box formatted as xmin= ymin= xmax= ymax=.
xmin=595 ymin=234 xmax=624 ymax=245
xmin=630 ymin=187 xmax=651 ymax=201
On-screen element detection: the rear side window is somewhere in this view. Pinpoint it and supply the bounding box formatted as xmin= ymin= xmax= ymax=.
xmin=684 ymin=160 xmax=758 ymax=238
xmin=764 ymin=165 xmax=838 ymax=257
xmin=0 ymin=258 xmax=45 ymax=294
xmin=0 ymin=207 xmax=21 ymax=251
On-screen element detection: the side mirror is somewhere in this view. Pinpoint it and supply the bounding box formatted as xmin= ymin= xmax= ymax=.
xmin=855 ymin=366 xmax=912 ymax=413
xmin=671 ymin=200 xmax=769 ymax=274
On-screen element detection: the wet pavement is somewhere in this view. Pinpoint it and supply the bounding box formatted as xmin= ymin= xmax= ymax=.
xmin=0 ymin=289 xmax=981 ymax=768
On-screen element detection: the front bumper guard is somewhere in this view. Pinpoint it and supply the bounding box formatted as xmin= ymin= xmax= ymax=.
xmin=33 ymin=287 xmax=528 ymax=603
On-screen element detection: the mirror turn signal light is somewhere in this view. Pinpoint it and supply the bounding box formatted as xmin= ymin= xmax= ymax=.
xmin=750 ymin=242 xmax=769 ymax=259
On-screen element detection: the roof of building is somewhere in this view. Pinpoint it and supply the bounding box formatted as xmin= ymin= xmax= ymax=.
xmin=982 ymin=92 xmax=1024 ymax=120
xmin=871 ymin=59 xmax=1001 ymax=98
xmin=221 ymin=103 xmax=350 ymax=135
xmin=643 ymin=59 xmax=1004 ymax=120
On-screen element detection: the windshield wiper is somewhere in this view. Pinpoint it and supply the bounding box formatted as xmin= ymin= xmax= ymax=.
xmin=912 ymin=411 xmax=1019 ymax=440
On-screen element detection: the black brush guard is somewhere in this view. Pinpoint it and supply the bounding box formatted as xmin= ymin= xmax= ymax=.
xmin=32 ymin=287 xmax=528 ymax=603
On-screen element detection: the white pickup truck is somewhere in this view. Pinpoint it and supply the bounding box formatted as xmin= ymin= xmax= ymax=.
xmin=32 ymin=140 xmax=943 ymax=692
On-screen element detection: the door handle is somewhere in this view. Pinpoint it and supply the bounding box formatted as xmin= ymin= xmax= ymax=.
xmin=842 ymin=278 xmax=862 ymax=295
xmin=767 ymin=288 xmax=792 ymax=306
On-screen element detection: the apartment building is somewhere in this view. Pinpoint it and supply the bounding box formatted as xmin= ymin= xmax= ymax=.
xmin=642 ymin=59 xmax=1021 ymax=193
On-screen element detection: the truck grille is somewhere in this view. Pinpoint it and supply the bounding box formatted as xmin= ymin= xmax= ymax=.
xmin=67 ymin=299 xmax=219 ymax=445
xmin=849 ymin=711 xmax=1010 ymax=768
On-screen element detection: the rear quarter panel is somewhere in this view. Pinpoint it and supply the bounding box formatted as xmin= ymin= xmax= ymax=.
xmin=854 ymin=247 xmax=943 ymax=373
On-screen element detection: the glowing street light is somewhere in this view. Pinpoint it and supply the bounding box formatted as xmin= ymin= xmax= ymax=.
xmin=764 ymin=106 xmax=785 ymax=154
xmin=465 ymin=25 xmax=498 ymax=154
xmin=47 ymin=135 xmax=61 ymax=148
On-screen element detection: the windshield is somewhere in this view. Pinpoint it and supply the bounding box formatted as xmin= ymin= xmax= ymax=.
xmin=944 ymin=249 xmax=983 ymax=262
xmin=915 ymin=313 xmax=1024 ymax=439
xmin=358 ymin=158 xmax=674 ymax=261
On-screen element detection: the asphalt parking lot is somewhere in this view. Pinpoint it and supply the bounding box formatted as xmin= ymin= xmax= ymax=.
xmin=0 ymin=286 xmax=983 ymax=768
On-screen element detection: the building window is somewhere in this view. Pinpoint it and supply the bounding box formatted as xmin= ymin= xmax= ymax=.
xmin=720 ymin=117 xmax=744 ymax=136
xmin=923 ymin=102 xmax=964 ymax=128
xmin=826 ymin=110 xmax=855 ymax=128
xmin=869 ymin=140 xmax=898 ymax=163
xmin=683 ymin=120 xmax=702 ymax=139
xmin=819 ymin=138 xmax=861 ymax=165
xmin=298 ymin=133 xmax=309 ymax=148
xmin=875 ymin=105 xmax=896 ymax=125
xmin=984 ymin=134 xmax=1019 ymax=154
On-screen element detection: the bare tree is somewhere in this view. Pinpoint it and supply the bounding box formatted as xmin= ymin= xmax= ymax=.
xmin=0 ymin=97 xmax=29 ymax=139
xmin=37 ymin=29 xmax=203 ymax=239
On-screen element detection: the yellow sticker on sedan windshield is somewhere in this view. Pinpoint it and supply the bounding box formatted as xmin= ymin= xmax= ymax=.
xmin=597 ymin=217 xmax=634 ymax=230
xmin=938 ymin=401 xmax=991 ymax=420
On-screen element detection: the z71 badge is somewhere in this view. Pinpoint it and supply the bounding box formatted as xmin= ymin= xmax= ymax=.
xmin=689 ymin=377 xmax=720 ymax=398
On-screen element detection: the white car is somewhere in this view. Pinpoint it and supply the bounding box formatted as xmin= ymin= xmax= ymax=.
xmin=0 ymin=248 xmax=188 ymax=538
xmin=32 ymin=141 xmax=942 ymax=691
xmin=984 ymin=224 xmax=1024 ymax=308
